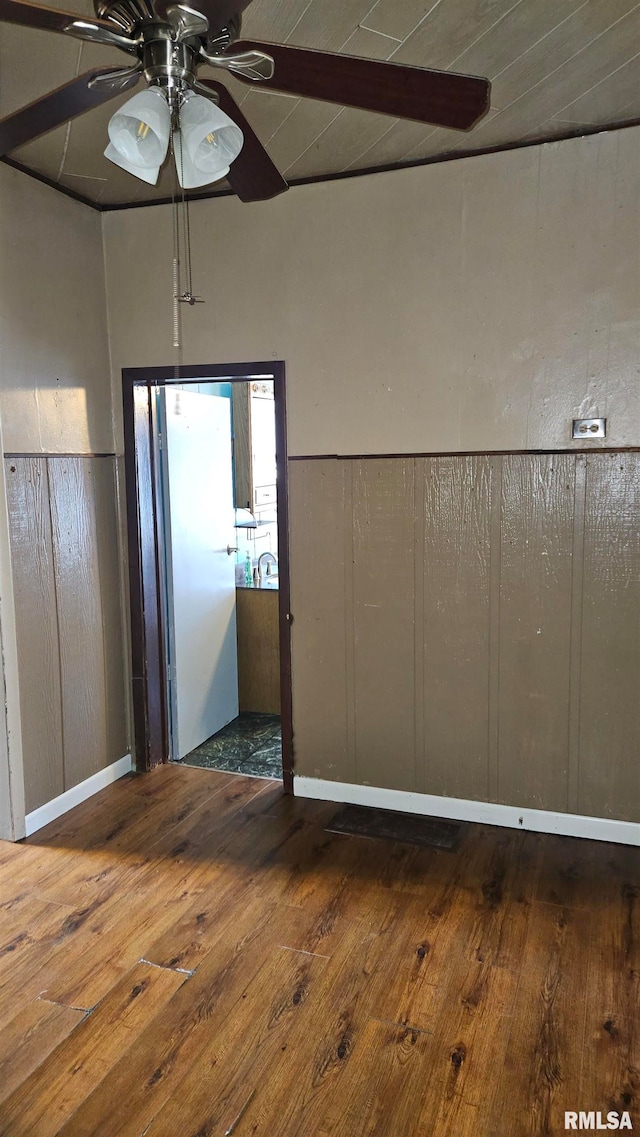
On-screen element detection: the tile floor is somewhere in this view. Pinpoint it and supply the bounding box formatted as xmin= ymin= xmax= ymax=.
xmin=176 ymin=712 xmax=282 ymax=779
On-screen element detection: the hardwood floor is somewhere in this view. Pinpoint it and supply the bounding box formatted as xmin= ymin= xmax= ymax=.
xmin=0 ymin=766 xmax=638 ymax=1136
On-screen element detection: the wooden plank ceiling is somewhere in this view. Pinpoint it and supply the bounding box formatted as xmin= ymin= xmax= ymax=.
xmin=1 ymin=0 xmax=639 ymax=207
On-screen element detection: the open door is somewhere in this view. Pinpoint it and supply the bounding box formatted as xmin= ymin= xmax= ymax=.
xmin=159 ymin=388 xmax=239 ymax=760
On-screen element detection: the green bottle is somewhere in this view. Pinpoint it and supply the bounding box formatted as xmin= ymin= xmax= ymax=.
xmin=244 ymin=552 xmax=252 ymax=586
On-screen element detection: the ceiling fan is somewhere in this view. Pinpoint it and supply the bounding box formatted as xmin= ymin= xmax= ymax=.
xmin=0 ymin=0 xmax=491 ymax=200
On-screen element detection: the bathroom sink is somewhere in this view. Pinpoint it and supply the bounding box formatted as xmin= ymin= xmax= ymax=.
xmin=258 ymin=575 xmax=279 ymax=590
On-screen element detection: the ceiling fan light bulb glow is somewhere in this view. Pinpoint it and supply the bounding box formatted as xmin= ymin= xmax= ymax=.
xmin=179 ymin=93 xmax=243 ymax=177
xmin=172 ymin=131 xmax=230 ymax=189
xmin=107 ymin=88 xmax=170 ymax=169
xmin=104 ymin=141 xmax=161 ymax=184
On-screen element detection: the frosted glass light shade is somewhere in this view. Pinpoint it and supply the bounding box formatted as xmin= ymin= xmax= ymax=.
xmin=107 ymin=88 xmax=170 ymax=169
xmin=104 ymin=142 xmax=161 ymax=184
xmin=177 ymin=92 xmax=243 ymax=184
xmin=172 ymin=132 xmax=229 ymax=189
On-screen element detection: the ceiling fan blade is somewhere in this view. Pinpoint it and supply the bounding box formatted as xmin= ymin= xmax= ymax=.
xmin=0 ymin=68 xmax=141 ymax=157
xmin=0 ymin=0 xmax=125 ymax=39
xmin=229 ymin=41 xmax=491 ymax=131
xmin=195 ymin=79 xmax=288 ymax=202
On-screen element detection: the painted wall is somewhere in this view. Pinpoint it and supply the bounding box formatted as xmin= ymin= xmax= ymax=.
xmin=0 ymin=164 xmax=114 ymax=455
xmin=103 ymin=126 xmax=640 ymax=457
xmin=0 ymin=165 xmax=127 ymax=825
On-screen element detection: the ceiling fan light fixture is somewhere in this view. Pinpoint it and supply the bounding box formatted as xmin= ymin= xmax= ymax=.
xmin=103 ymin=141 xmax=161 ymax=184
xmin=107 ymin=87 xmax=170 ymax=169
xmin=173 ymin=131 xmax=229 ymax=188
xmin=178 ymin=92 xmax=243 ymax=180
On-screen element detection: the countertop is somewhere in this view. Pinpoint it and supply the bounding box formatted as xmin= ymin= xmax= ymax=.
xmin=236 ymin=579 xmax=279 ymax=591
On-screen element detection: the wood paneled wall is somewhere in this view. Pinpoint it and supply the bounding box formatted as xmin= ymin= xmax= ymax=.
xmin=4 ymin=456 xmax=128 ymax=813
xmin=289 ymin=452 xmax=640 ymax=823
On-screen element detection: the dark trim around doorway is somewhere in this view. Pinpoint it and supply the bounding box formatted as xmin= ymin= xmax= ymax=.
xmin=122 ymin=361 xmax=293 ymax=793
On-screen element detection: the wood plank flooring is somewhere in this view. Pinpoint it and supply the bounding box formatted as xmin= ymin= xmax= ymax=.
xmin=0 ymin=766 xmax=638 ymax=1136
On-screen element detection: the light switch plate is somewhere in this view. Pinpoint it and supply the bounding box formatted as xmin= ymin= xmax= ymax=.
xmin=572 ymin=417 xmax=606 ymax=439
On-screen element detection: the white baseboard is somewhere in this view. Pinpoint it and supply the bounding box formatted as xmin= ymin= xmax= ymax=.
xmin=294 ymin=776 xmax=640 ymax=847
xmin=25 ymin=755 xmax=133 ymax=837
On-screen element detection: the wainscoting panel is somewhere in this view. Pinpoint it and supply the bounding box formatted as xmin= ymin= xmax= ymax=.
xmin=4 ymin=455 xmax=127 ymax=811
xmin=419 ymin=454 xmax=492 ymax=802
xmin=289 ymin=451 xmax=640 ymax=824
xmin=578 ymin=452 xmax=640 ymax=820
xmin=48 ymin=458 xmax=127 ymax=791
xmin=288 ymin=459 xmax=351 ymax=782
xmin=352 ymin=459 xmax=416 ymax=791
xmin=4 ymin=458 xmax=64 ymax=812
xmin=497 ymin=454 xmax=576 ymax=812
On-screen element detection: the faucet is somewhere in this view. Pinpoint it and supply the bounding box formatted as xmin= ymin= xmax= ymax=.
xmin=257 ymin=551 xmax=278 ymax=586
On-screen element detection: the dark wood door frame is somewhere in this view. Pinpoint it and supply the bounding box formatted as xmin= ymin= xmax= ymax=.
xmin=122 ymin=361 xmax=293 ymax=792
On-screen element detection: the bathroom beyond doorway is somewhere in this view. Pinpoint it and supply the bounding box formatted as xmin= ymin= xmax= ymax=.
xmin=159 ymin=379 xmax=282 ymax=778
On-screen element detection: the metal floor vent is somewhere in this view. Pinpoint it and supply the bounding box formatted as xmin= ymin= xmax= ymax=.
xmin=326 ymin=805 xmax=462 ymax=850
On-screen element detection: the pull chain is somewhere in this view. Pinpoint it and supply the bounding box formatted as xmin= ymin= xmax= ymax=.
xmin=171 ymin=106 xmax=204 ymax=372
xmin=171 ymin=130 xmax=183 ymax=363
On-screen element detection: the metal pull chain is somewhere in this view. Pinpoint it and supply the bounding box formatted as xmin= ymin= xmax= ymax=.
xmin=172 ymin=247 xmax=182 ymax=353
xmin=171 ymin=117 xmax=204 ymax=365
xmin=171 ymin=130 xmax=183 ymax=358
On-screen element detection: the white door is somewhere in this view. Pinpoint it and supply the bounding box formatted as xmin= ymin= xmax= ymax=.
xmin=161 ymin=388 xmax=239 ymax=759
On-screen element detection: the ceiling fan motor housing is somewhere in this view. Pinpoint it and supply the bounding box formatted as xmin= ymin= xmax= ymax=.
xmin=90 ymin=0 xmax=244 ymax=101
xmin=94 ymin=0 xmax=155 ymax=34
xmin=93 ymin=0 xmax=240 ymax=43
xmin=141 ymin=29 xmax=198 ymax=92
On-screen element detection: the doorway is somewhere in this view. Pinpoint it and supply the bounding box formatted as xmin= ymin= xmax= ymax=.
xmin=121 ymin=362 xmax=293 ymax=791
